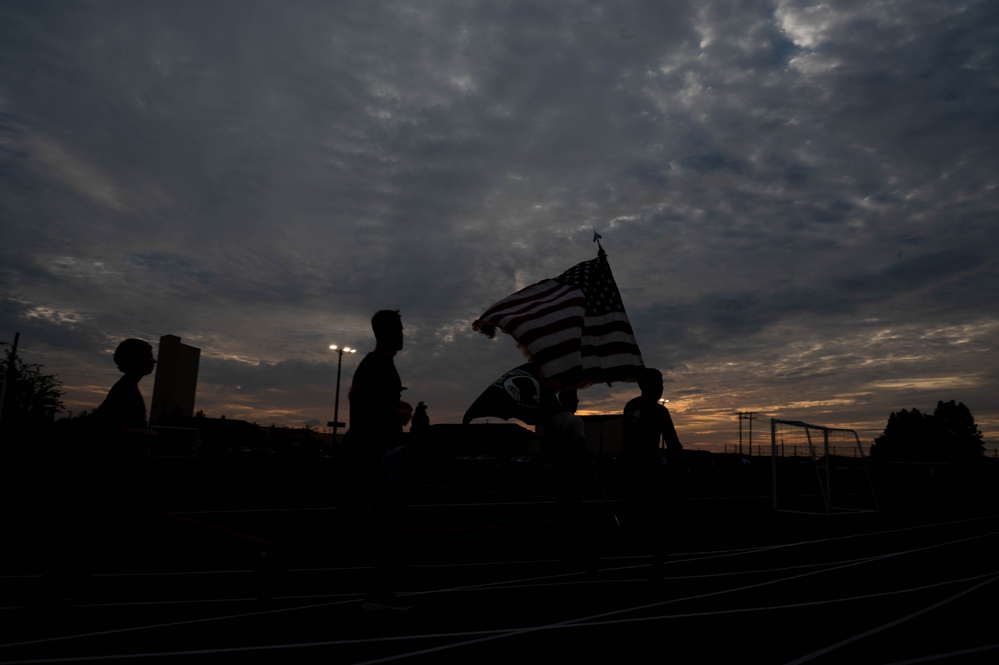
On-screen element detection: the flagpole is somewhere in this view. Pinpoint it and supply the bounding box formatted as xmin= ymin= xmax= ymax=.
xmin=473 ymin=230 xmax=645 ymax=390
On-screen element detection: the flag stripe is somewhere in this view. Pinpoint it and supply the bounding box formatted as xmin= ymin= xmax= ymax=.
xmin=473 ymin=252 xmax=644 ymax=390
xmin=580 ymin=340 xmax=643 ymax=358
xmin=479 ymin=282 xmax=586 ymax=334
xmin=514 ymin=314 xmax=584 ymax=348
xmin=581 ymin=330 xmax=639 ymax=348
xmin=502 ymin=301 xmax=585 ymax=341
xmin=531 ymin=337 xmax=582 ymax=368
xmin=475 ymin=280 xmax=572 ymax=321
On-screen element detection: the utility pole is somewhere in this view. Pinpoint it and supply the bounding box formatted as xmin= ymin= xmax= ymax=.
xmin=738 ymin=412 xmax=742 ymax=455
xmin=737 ymin=411 xmax=758 ymax=456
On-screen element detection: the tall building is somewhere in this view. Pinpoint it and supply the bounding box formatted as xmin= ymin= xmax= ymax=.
xmin=150 ymin=334 xmax=200 ymax=425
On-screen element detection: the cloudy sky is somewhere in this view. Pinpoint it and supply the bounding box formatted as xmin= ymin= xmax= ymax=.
xmin=2 ymin=0 xmax=997 ymax=452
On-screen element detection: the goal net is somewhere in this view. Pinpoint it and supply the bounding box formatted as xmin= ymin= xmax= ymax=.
xmin=770 ymin=419 xmax=879 ymax=515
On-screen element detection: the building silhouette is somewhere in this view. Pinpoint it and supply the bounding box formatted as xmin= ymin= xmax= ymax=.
xmin=150 ymin=334 xmax=200 ymax=425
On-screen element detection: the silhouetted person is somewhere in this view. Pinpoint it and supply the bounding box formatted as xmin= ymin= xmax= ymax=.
xmin=94 ymin=338 xmax=160 ymax=456
xmin=622 ymin=367 xmax=683 ymax=579
xmin=411 ymin=401 xmax=429 ymax=434
xmin=342 ymin=309 xmax=413 ymax=612
xmin=32 ymin=339 xmax=159 ymax=604
xmin=544 ymin=389 xmax=587 ymax=520
xmin=543 ymin=389 xmax=595 ymax=571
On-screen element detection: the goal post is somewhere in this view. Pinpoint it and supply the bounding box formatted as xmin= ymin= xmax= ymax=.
xmin=770 ymin=419 xmax=879 ymax=515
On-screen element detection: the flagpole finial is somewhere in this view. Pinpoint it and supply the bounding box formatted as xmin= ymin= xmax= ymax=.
xmin=593 ymin=230 xmax=603 ymax=254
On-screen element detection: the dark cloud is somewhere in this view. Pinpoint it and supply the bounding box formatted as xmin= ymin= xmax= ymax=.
xmin=1 ymin=0 xmax=997 ymax=449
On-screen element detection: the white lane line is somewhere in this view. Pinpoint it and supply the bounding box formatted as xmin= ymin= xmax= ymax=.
xmin=345 ymin=531 xmax=999 ymax=664
xmin=1 ymin=572 xmax=996 ymax=664
xmin=3 ymin=527 xmax=995 ymax=658
xmin=880 ymin=642 xmax=999 ymax=665
xmin=783 ymin=575 xmax=999 ymax=665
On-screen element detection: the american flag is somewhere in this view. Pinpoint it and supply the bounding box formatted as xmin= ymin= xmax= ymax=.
xmin=473 ymin=250 xmax=644 ymax=390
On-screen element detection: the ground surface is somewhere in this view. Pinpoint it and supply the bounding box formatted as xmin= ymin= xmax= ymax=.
xmin=2 ymin=452 xmax=998 ymax=664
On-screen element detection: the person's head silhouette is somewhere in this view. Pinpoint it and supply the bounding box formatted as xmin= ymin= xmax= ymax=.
xmin=558 ymin=389 xmax=579 ymax=413
xmin=637 ymin=367 xmax=663 ymax=401
xmin=113 ymin=339 xmax=156 ymax=377
xmin=372 ymin=310 xmax=403 ymax=354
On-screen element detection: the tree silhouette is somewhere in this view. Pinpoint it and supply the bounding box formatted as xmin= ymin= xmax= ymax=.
xmin=931 ymin=400 xmax=984 ymax=462
xmin=0 ymin=349 xmax=65 ymax=443
xmin=871 ymin=401 xmax=984 ymax=463
xmin=871 ymin=408 xmax=930 ymax=462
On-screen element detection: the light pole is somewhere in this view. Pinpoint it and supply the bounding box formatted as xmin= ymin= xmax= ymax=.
xmin=328 ymin=344 xmax=356 ymax=447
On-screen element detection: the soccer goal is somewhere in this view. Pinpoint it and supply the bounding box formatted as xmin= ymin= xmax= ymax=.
xmin=770 ymin=419 xmax=879 ymax=515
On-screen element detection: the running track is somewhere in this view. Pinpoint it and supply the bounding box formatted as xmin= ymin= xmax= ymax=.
xmin=2 ymin=456 xmax=998 ymax=664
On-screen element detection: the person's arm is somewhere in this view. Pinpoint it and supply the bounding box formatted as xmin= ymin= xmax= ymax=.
xmin=660 ymin=406 xmax=683 ymax=451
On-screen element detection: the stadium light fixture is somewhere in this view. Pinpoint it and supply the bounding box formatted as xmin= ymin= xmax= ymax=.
xmin=329 ymin=344 xmax=357 ymax=447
